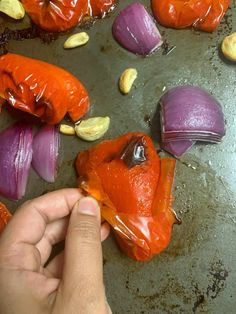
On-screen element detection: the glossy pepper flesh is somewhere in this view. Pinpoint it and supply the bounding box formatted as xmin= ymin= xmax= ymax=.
xmin=21 ymin=0 xmax=116 ymax=32
xmin=0 ymin=53 xmax=90 ymax=125
xmin=76 ymin=132 xmax=179 ymax=261
xmin=196 ymin=0 xmax=230 ymax=32
xmin=0 ymin=202 xmax=11 ymax=233
xmin=151 ymin=0 xmax=230 ymax=32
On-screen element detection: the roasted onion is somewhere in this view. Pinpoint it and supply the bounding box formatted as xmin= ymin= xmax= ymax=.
xmin=112 ymin=2 xmax=162 ymax=56
xmin=160 ymin=85 xmax=225 ymax=156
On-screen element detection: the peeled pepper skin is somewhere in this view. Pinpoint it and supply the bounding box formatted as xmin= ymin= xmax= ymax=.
xmin=0 ymin=202 xmax=11 ymax=233
xmin=152 ymin=0 xmax=230 ymax=32
xmin=0 ymin=53 xmax=90 ymax=125
xmin=76 ymin=132 xmax=178 ymax=261
xmin=21 ymin=0 xmax=116 ymax=32
xmin=196 ymin=0 xmax=230 ymax=32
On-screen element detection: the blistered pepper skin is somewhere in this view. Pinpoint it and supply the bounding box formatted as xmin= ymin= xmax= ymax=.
xmin=0 ymin=202 xmax=11 ymax=233
xmin=21 ymin=0 xmax=116 ymax=32
xmin=76 ymin=132 xmax=178 ymax=261
xmin=196 ymin=0 xmax=230 ymax=32
xmin=152 ymin=0 xmax=230 ymax=32
xmin=0 ymin=53 xmax=90 ymax=125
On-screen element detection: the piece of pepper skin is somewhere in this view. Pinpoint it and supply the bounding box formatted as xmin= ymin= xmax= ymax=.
xmin=0 ymin=53 xmax=90 ymax=125
xmin=21 ymin=0 xmax=116 ymax=32
xmin=195 ymin=0 xmax=230 ymax=32
xmin=152 ymin=0 xmax=230 ymax=32
xmin=152 ymin=0 xmax=212 ymax=29
xmin=0 ymin=202 xmax=12 ymax=233
xmin=76 ymin=132 xmax=179 ymax=261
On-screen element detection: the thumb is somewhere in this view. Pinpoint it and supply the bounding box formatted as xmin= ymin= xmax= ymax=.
xmin=61 ymin=197 xmax=107 ymax=311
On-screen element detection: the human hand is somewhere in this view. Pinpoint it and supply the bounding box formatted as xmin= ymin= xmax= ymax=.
xmin=0 ymin=189 xmax=111 ymax=314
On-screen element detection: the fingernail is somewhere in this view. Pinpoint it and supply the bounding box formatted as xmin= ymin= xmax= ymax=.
xmin=76 ymin=197 xmax=100 ymax=216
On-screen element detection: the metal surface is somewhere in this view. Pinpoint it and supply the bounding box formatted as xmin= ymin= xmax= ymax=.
xmin=0 ymin=1 xmax=236 ymax=313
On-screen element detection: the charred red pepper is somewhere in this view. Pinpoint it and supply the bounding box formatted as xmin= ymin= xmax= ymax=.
xmin=0 ymin=202 xmax=11 ymax=233
xmin=21 ymin=0 xmax=116 ymax=32
xmin=151 ymin=0 xmax=230 ymax=32
xmin=0 ymin=53 xmax=90 ymax=125
xmin=76 ymin=132 xmax=179 ymax=261
xmin=196 ymin=0 xmax=230 ymax=32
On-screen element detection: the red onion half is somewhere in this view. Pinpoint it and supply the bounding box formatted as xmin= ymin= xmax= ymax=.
xmin=112 ymin=2 xmax=163 ymax=56
xmin=160 ymin=85 xmax=226 ymax=157
xmin=162 ymin=140 xmax=196 ymax=158
xmin=0 ymin=122 xmax=33 ymax=200
xmin=32 ymin=125 xmax=59 ymax=183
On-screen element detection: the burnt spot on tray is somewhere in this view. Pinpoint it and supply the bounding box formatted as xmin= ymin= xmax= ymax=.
xmin=63 ymin=159 xmax=75 ymax=167
xmin=79 ymin=15 xmax=95 ymax=30
xmin=193 ymin=294 xmax=205 ymax=313
xmin=222 ymin=12 xmax=232 ymax=33
xmin=100 ymin=44 xmax=113 ymax=54
xmin=120 ymin=136 xmax=147 ymax=169
xmin=0 ymin=25 xmax=58 ymax=55
xmin=135 ymin=277 xmax=187 ymax=313
xmin=192 ymin=259 xmax=229 ymax=312
xmin=161 ymin=39 xmax=176 ymax=56
xmin=192 ymin=283 xmax=205 ymax=313
xmin=206 ymin=259 xmax=229 ymax=299
xmin=144 ymin=114 xmax=152 ymax=128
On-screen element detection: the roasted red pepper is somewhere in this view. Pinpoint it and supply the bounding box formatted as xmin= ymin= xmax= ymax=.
xmin=0 ymin=53 xmax=90 ymax=125
xmin=152 ymin=0 xmax=230 ymax=32
xmin=196 ymin=0 xmax=230 ymax=32
xmin=21 ymin=0 xmax=116 ymax=32
xmin=76 ymin=132 xmax=179 ymax=261
xmin=0 ymin=202 xmax=11 ymax=233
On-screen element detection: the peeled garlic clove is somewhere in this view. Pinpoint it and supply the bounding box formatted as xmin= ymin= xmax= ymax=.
xmin=119 ymin=68 xmax=138 ymax=94
xmin=221 ymin=32 xmax=236 ymax=61
xmin=75 ymin=117 xmax=110 ymax=141
xmin=0 ymin=0 xmax=25 ymax=19
xmin=59 ymin=124 xmax=75 ymax=135
xmin=64 ymin=32 xmax=89 ymax=49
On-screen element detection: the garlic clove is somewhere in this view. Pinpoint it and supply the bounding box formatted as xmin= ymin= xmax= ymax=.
xmin=221 ymin=32 xmax=236 ymax=62
xmin=75 ymin=117 xmax=110 ymax=141
xmin=0 ymin=0 xmax=25 ymax=19
xmin=59 ymin=124 xmax=75 ymax=135
xmin=64 ymin=32 xmax=89 ymax=49
xmin=119 ymin=68 xmax=138 ymax=94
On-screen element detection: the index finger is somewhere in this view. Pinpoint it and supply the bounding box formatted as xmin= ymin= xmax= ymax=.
xmin=1 ymin=189 xmax=83 ymax=246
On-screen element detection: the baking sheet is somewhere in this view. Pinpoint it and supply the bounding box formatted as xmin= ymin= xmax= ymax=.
xmin=0 ymin=1 xmax=236 ymax=313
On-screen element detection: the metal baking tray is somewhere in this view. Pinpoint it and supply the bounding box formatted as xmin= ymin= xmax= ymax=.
xmin=0 ymin=1 xmax=236 ymax=313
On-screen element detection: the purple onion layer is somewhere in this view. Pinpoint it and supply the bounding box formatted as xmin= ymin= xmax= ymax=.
xmin=162 ymin=140 xmax=196 ymax=158
xmin=0 ymin=122 xmax=33 ymax=200
xmin=160 ymin=85 xmax=226 ymax=157
xmin=112 ymin=2 xmax=163 ymax=56
xmin=32 ymin=125 xmax=59 ymax=183
xmin=161 ymin=85 xmax=225 ymax=141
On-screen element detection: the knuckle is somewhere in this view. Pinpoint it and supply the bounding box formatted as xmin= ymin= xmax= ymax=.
xmin=0 ymin=244 xmax=41 ymax=271
xmin=18 ymin=199 xmax=32 ymax=210
xmin=73 ymin=286 xmax=106 ymax=312
xmin=69 ymin=217 xmax=100 ymax=243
